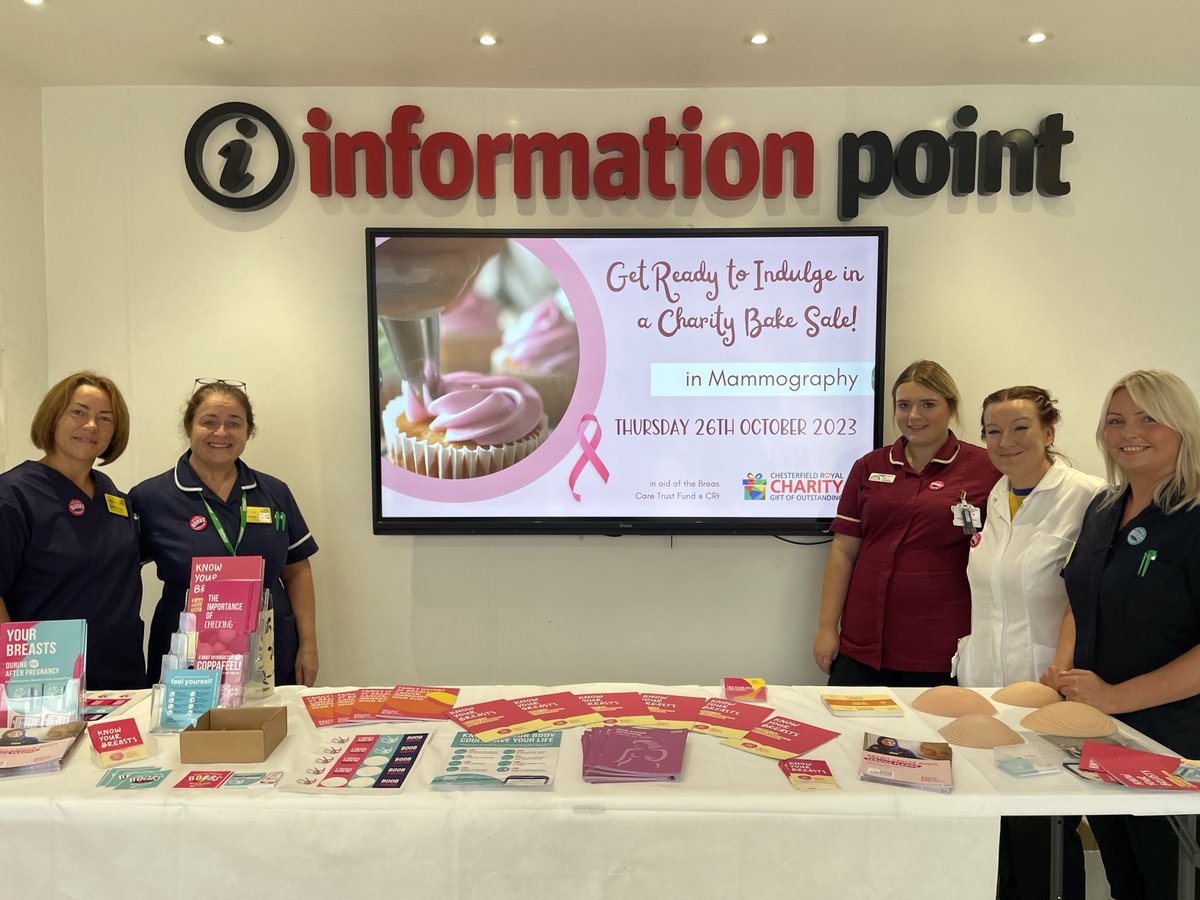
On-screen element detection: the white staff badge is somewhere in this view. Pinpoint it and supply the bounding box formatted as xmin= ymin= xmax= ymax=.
xmin=951 ymin=490 xmax=982 ymax=535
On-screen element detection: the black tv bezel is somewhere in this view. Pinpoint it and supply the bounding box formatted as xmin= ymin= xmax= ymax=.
xmin=368 ymin=226 xmax=887 ymax=536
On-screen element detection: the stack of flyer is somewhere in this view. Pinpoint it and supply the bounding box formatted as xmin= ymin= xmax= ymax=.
xmin=581 ymin=725 xmax=688 ymax=783
xmin=1076 ymin=740 xmax=1200 ymax=791
xmin=858 ymin=733 xmax=954 ymax=794
xmin=164 ymin=557 xmax=267 ymax=706
xmin=302 ymin=685 xmax=460 ymax=728
xmin=820 ymin=693 xmax=904 ymax=717
xmin=0 ymin=620 xmax=89 ymax=777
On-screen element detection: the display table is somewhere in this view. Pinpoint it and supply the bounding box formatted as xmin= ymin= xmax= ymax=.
xmin=0 ymin=684 xmax=1196 ymax=899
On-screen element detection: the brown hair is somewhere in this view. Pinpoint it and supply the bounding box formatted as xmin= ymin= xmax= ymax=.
xmin=183 ymin=381 xmax=256 ymax=438
xmin=30 ymin=371 xmax=130 ymax=465
xmin=980 ymin=385 xmax=1062 ymax=463
xmin=891 ymin=360 xmax=961 ymax=426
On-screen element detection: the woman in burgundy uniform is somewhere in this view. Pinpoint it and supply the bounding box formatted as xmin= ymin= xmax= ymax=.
xmin=813 ymin=360 xmax=1000 ymax=686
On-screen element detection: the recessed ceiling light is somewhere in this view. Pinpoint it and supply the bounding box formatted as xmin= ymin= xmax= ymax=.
xmin=1024 ymin=32 xmax=1051 ymax=44
xmin=202 ymin=34 xmax=229 ymax=46
xmin=23 ymin=0 xmax=45 ymax=6
xmin=478 ymin=34 xmax=499 ymax=47
xmin=749 ymin=33 xmax=771 ymax=46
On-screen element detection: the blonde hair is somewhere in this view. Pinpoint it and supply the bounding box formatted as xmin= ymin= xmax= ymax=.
xmin=1096 ymin=369 xmax=1200 ymax=514
xmin=892 ymin=360 xmax=962 ymax=426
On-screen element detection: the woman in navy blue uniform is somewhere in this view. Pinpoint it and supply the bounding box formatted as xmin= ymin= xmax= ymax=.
xmin=131 ymin=380 xmax=320 ymax=687
xmin=0 ymin=371 xmax=144 ymax=689
xmin=1046 ymin=369 xmax=1200 ymax=900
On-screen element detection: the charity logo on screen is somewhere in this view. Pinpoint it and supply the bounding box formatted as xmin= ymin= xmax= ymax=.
xmin=743 ymin=473 xmax=767 ymax=501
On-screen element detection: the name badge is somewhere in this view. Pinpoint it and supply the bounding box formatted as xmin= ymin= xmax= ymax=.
xmin=104 ymin=494 xmax=129 ymax=517
xmin=246 ymin=505 xmax=273 ymax=524
xmin=868 ymin=473 xmax=896 ymax=483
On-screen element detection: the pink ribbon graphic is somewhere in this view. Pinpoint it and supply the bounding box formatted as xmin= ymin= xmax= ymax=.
xmin=568 ymin=414 xmax=610 ymax=502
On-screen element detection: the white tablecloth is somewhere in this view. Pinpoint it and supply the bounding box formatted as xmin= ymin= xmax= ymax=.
xmin=0 ymin=684 xmax=1195 ymax=899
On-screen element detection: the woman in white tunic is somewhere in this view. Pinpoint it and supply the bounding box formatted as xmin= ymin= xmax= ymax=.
xmin=959 ymin=387 xmax=1105 ymax=685
xmin=958 ymin=385 xmax=1104 ymax=900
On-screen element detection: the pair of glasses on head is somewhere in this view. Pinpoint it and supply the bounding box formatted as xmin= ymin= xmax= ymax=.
xmin=193 ymin=378 xmax=247 ymax=395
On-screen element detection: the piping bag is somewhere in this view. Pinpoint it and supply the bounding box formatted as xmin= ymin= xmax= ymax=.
xmin=374 ymin=237 xmax=505 ymax=402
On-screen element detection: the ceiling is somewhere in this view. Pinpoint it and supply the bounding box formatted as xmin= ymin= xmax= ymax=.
xmin=1 ymin=0 xmax=1198 ymax=89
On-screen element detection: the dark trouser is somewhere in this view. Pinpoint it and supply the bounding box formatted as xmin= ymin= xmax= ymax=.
xmin=1089 ymin=814 xmax=1200 ymax=900
xmin=997 ymin=815 xmax=1085 ymax=900
xmin=827 ymin=652 xmax=955 ymax=688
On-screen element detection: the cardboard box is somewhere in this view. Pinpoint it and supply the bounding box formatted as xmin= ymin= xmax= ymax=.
xmin=179 ymin=707 xmax=287 ymax=763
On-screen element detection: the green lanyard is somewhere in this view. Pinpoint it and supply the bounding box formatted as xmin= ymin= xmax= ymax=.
xmin=201 ymin=490 xmax=247 ymax=556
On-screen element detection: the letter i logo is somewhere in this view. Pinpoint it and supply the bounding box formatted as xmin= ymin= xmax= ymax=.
xmin=217 ymin=118 xmax=257 ymax=192
xmin=184 ymin=102 xmax=295 ymax=211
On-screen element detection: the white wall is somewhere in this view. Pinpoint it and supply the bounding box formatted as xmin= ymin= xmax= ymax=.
xmin=0 ymin=67 xmax=47 ymax=472
xmin=33 ymin=85 xmax=1200 ymax=688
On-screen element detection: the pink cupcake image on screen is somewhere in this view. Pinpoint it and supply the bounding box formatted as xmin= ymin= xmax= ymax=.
xmin=383 ymin=372 xmax=548 ymax=478
xmin=438 ymin=291 xmax=503 ymax=375
xmin=490 ymin=293 xmax=579 ymax=426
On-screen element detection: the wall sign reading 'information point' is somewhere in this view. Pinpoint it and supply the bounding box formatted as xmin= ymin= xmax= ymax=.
xmin=185 ymin=102 xmax=1072 ymax=219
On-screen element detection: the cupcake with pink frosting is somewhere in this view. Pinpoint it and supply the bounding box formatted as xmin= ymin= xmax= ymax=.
xmin=439 ymin=291 xmax=503 ymax=375
xmin=383 ymin=372 xmax=548 ymax=478
xmin=490 ymin=294 xmax=579 ymax=426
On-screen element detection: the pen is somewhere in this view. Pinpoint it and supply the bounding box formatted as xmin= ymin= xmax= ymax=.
xmin=1137 ymin=550 xmax=1157 ymax=578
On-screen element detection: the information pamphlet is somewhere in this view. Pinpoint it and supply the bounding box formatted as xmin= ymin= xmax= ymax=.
xmin=0 ymin=619 xmax=88 ymax=729
xmin=447 ymin=699 xmax=546 ymax=742
xmin=512 ymin=692 xmax=604 ymax=730
xmin=582 ymin=725 xmax=688 ymax=783
xmin=722 ymin=715 xmax=840 ymax=760
xmin=1079 ymin=741 xmax=1200 ymax=791
xmin=81 ymin=691 xmax=140 ymax=722
xmin=691 ymin=697 xmax=775 ymax=739
xmin=302 ymin=685 xmax=461 ymax=728
xmin=87 ymin=717 xmax=149 ymax=768
xmin=0 ymin=721 xmax=86 ymax=778
xmin=722 ymin=677 xmax=768 ymax=702
xmin=779 ymin=757 xmax=841 ymax=791
xmin=432 ymin=731 xmax=562 ymax=788
xmin=820 ymin=693 xmax=903 ymax=717
xmin=639 ymin=693 xmax=705 ymax=730
xmin=858 ymin=733 xmax=953 ymax=794
xmin=155 ymin=669 xmax=221 ymax=732
xmin=578 ymin=691 xmax=657 ymax=726
xmin=1037 ymin=732 xmax=1150 ymax=760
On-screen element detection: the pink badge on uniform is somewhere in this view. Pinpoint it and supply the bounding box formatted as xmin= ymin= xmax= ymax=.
xmin=970 ymin=532 xmax=982 ymax=548
xmin=189 ymin=515 xmax=207 ymax=531
xmin=68 ymin=498 xmax=85 ymax=517
xmin=928 ymin=480 xmax=945 ymax=491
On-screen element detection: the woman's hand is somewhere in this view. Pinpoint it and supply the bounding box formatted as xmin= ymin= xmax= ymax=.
xmin=813 ymin=627 xmax=840 ymax=675
xmin=1056 ymin=668 xmax=1119 ymax=712
xmin=295 ymin=641 xmax=319 ymax=688
xmin=281 ymin=559 xmax=319 ymax=688
xmin=1039 ymin=665 xmax=1064 ymax=692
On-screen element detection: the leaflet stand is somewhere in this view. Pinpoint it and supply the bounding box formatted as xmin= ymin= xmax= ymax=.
xmin=243 ymin=588 xmax=275 ymax=701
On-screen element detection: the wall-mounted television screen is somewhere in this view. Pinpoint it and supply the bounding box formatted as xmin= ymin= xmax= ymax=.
xmin=368 ymin=227 xmax=887 ymax=535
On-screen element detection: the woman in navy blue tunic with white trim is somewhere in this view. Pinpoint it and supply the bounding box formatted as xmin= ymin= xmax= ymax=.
xmin=131 ymin=380 xmax=320 ymax=687
xmin=0 ymin=371 xmax=144 ymax=689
